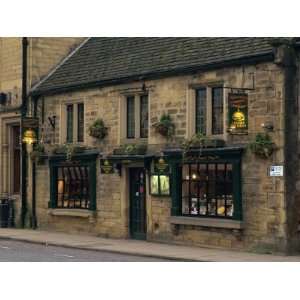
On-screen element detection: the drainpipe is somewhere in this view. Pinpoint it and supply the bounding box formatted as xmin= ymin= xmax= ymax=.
xmin=31 ymin=96 xmax=38 ymax=229
xmin=20 ymin=37 xmax=28 ymax=228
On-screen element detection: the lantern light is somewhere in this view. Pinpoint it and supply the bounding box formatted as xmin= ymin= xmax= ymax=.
xmin=23 ymin=128 xmax=37 ymax=145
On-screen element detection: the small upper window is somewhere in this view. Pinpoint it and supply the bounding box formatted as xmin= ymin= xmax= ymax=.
xmin=65 ymin=102 xmax=84 ymax=143
xmin=125 ymin=94 xmax=149 ymax=139
xmin=194 ymin=86 xmax=224 ymax=136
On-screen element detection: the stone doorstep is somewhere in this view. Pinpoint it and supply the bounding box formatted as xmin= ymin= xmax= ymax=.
xmin=170 ymin=216 xmax=243 ymax=230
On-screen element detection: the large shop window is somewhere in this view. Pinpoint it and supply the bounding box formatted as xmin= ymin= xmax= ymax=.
xmin=194 ymin=86 xmax=224 ymax=136
xmin=49 ymin=157 xmax=96 ymax=210
xmin=169 ymin=149 xmax=243 ymax=220
xmin=182 ymin=163 xmax=233 ymax=218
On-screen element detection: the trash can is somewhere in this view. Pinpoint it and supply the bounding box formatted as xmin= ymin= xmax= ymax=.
xmin=0 ymin=197 xmax=15 ymax=228
xmin=0 ymin=198 xmax=9 ymax=228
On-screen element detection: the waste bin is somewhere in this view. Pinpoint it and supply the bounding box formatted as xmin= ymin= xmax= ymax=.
xmin=0 ymin=198 xmax=9 ymax=228
xmin=0 ymin=197 xmax=14 ymax=228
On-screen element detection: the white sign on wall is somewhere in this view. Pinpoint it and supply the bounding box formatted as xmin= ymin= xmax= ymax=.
xmin=270 ymin=165 xmax=283 ymax=177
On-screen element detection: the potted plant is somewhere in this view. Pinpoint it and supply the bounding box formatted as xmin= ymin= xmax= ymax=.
xmin=249 ymin=133 xmax=275 ymax=159
xmin=88 ymin=119 xmax=108 ymax=140
xmin=153 ymin=113 xmax=175 ymax=139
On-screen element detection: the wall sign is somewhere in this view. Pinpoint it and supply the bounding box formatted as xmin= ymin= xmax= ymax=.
xmin=154 ymin=157 xmax=169 ymax=174
xmin=270 ymin=165 xmax=283 ymax=177
xmin=100 ymin=159 xmax=114 ymax=174
xmin=228 ymin=93 xmax=248 ymax=134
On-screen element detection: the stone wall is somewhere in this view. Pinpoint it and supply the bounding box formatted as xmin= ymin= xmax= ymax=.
xmin=36 ymin=60 xmax=289 ymax=253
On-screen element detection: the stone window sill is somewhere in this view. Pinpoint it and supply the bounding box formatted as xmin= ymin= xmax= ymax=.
xmin=48 ymin=209 xmax=96 ymax=219
xmin=170 ymin=216 xmax=243 ymax=230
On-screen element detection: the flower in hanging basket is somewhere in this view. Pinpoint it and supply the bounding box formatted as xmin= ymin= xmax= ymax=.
xmin=88 ymin=119 xmax=108 ymax=140
xmin=249 ymin=133 xmax=275 ymax=159
xmin=153 ymin=113 xmax=175 ymax=139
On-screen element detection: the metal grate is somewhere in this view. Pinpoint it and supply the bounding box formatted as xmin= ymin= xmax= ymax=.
xmin=181 ymin=163 xmax=233 ymax=218
xmin=56 ymin=165 xmax=90 ymax=209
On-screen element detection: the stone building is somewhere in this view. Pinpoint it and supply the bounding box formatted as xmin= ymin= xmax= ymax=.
xmin=26 ymin=37 xmax=300 ymax=254
xmin=0 ymin=37 xmax=83 ymax=226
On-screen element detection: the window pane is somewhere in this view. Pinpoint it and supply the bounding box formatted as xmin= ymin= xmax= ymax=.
xmin=56 ymin=165 xmax=90 ymax=209
xmin=195 ymin=89 xmax=206 ymax=134
xmin=181 ymin=162 xmax=234 ymax=218
xmin=77 ymin=103 xmax=84 ymax=142
xmin=140 ymin=95 xmax=149 ymax=138
xmin=212 ymin=87 xmax=223 ymax=135
xmin=127 ymin=96 xmax=135 ymax=138
xmin=66 ymin=104 xmax=73 ymax=143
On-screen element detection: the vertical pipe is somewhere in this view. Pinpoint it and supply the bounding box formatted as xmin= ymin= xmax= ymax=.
xmin=20 ymin=37 xmax=28 ymax=228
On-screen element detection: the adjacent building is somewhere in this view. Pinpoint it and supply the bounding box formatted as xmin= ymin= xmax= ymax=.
xmin=15 ymin=37 xmax=300 ymax=254
xmin=0 ymin=37 xmax=83 ymax=226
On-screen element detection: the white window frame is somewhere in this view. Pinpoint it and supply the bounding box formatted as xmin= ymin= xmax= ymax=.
xmin=187 ymin=84 xmax=228 ymax=140
xmin=60 ymin=100 xmax=85 ymax=144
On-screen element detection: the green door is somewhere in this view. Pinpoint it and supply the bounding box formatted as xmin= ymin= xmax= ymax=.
xmin=129 ymin=168 xmax=146 ymax=240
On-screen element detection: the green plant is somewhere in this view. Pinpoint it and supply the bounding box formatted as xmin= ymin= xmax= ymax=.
xmin=181 ymin=133 xmax=225 ymax=161
xmin=88 ymin=119 xmax=108 ymax=140
xmin=52 ymin=144 xmax=87 ymax=161
xmin=113 ymin=143 xmax=147 ymax=155
xmin=153 ymin=113 xmax=175 ymax=139
xmin=249 ymin=133 xmax=275 ymax=159
xmin=30 ymin=143 xmax=45 ymax=163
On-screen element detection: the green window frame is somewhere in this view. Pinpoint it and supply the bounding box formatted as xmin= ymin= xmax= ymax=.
xmin=49 ymin=153 xmax=97 ymax=211
xmin=169 ymin=148 xmax=242 ymax=220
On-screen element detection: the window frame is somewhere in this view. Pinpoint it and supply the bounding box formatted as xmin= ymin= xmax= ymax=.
xmin=49 ymin=153 xmax=97 ymax=211
xmin=168 ymin=148 xmax=242 ymax=221
xmin=121 ymin=93 xmax=149 ymax=143
xmin=187 ymin=84 xmax=227 ymax=140
xmin=61 ymin=100 xmax=85 ymax=144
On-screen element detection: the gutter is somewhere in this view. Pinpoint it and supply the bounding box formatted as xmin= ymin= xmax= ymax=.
xmin=29 ymin=52 xmax=274 ymax=97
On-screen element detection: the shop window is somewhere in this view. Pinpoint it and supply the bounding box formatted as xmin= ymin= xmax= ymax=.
xmin=65 ymin=102 xmax=85 ymax=143
xmin=193 ymin=86 xmax=225 ymax=136
xmin=150 ymin=174 xmax=170 ymax=196
xmin=49 ymin=156 xmax=97 ymax=210
xmin=124 ymin=94 xmax=149 ymax=140
xmin=181 ymin=162 xmax=234 ymax=218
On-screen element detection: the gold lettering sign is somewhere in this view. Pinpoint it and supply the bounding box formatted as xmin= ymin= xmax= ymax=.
xmin=228 ymin=93 xmax=248 ymax=134
xmin=101 ymin=159 xmax=113 ymax=174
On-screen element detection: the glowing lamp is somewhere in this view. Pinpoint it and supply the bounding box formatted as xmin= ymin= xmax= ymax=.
xmin=23 ymin=128 xmax=37 ymax=145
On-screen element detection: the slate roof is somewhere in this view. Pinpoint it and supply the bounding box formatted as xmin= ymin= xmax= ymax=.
xmin=31 ymin=37 xmax=275 ymax=96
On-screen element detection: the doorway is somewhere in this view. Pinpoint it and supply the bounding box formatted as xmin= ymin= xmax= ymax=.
xmin=129 ymin=168 xmax=146 ymax=240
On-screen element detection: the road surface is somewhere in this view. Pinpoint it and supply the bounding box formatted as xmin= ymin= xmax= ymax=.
xmin=0 ymin=239 xmax=170 ymax=262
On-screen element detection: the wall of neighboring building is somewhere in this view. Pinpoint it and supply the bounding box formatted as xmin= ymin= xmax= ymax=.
xmin=35 ymin=59 xmax=289 ymax=253
xmin=0 ymin=37 xmax=84 ymax=227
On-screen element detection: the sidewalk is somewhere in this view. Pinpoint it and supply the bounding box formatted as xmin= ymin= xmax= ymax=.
xmin=0 ymin=228 xmax=299 ymax=261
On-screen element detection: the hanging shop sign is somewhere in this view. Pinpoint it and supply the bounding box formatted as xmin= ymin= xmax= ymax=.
xmin=228 ymin=93 xmax=248 ymax=134
xmin=100 ymin=159 xmax=114 ymax=174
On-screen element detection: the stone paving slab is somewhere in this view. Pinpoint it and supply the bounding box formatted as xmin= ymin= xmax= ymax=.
xmin=0 ymin=229 xmax=300 ymax=262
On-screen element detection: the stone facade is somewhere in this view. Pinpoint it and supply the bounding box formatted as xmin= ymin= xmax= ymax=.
xmin=0 ymin=37 xmax=83 ymax=226
xmin=34 ymin=56 xmax=294 ymax=254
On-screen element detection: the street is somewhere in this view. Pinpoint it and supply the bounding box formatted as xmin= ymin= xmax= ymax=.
xmin=0 ymin=240 xmax=170 ymax=262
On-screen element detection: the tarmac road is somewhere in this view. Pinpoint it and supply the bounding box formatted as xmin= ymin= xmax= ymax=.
xmin=0 ymin=240 xmax=170 ymax=262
